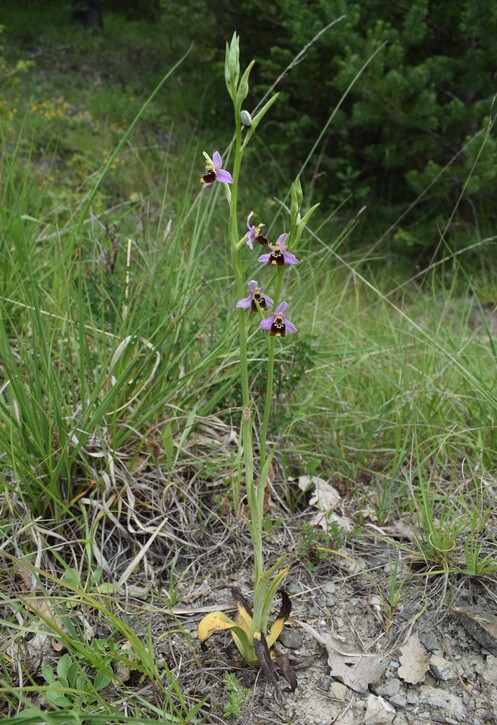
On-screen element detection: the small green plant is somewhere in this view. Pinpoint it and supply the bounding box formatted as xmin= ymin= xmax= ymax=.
xmin=42 ymin=652 xmax=113 ymax=709
xmin=380 ymin=548 xmax=409 ymax=631
xmin=222 ymin=671 xmax=250 ymax=719
xmin=298 ymin=519 xmax=361 ymax=570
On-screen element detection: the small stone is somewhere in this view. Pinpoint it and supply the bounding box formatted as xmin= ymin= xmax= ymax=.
xmin=286 ymin=582 xmax=301 ymax=595
xmin=417 ymin=686 xmax=466 ymax=721
xmin=375 ymin=678 xmax=401 ymax=697
xmin=278 ymin=628 xmax=304 ymax=649
xmin=389 ymin=694 xmax=407 ymax=708
xmin=429 ymin=654 xmax=456 ymax=681
xmin=363 ymin=694 xmax=396 ymax=724
xmin=322 ymin=582 xmax=336 ymax=594
xmin=330 ymin=681 xmax=349 ymax=700
xmin=418 ymin=630 xmax=440 ymax=652
xmin=406 ymin=690 xmax=418 ymax=705
xmin=392 ymin=715 xmax=410 ymax=725
xmin=482 ymin=655 xmax=497 ymax=686
xmin=317 ymin=675 xmax=331 ymax=692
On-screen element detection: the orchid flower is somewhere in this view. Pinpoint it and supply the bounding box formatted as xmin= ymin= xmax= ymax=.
xmin=246 ymin=212 xmax=269 ymax=250
xmin=258 ymin=234 xmax=299 ymax=266
xmin=260 ymin=302 xmax=298 ymax=337
xmin=236 ymin=280 xmax=274 ymax=312
xmin=200 ymin=151 xmax=234 ymax=186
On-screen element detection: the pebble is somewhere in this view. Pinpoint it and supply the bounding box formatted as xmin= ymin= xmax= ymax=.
xmin=483 ymin=655 xmax=497 ymax=686
xmin=406 ymin=690 xmax=418 ymax=705
xmin=375 ymin=678 xmax=401 ymax=697
xmin=391 ymin=716 xmax=410 ymax=725
xmin=418 ymin=630 xmax=440 ymax=652
xmin=278 ymin=628 xmax=304 ymax=649
xmin=317 ymin=675 xmax=331 ymax=692
xmin=330 ymin=681 xmax=349 ymax=700
xmin=322 ymin=581 xmax=336 ymax=594
xmin=363 ymin=694 xmax=396 ymax=724
xmin=389 ymin=693 xmax=407 ymax=708
xmin=417 ymin=685 xmax=466 ymax=721
xmin=429 ymin=654 xmax=456 ymax=681
xmin=286 ymin=581 xmax=302 ymax=595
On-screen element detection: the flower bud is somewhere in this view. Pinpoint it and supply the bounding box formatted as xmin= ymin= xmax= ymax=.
xmin=225 ymin=33 xmax=240 ymax=95
xmin=240 ymin=109 xmax=252 ymax=127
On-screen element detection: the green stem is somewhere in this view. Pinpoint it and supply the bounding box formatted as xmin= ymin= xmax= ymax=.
xmin=259 ymin=338 xmax=274 ymax=468
xmin=229 ymin=103 xmax=264 ymax=585
xmin=226 ymin=108 xmax=262 ymax=584
xmin=260 ymin=267 xmax=284 ymax=467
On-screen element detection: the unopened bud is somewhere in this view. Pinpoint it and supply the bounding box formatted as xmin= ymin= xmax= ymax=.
xmin=240 ymin=109 xmax=252 ymax=127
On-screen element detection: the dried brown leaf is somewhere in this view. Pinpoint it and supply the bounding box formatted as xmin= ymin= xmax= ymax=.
xmin=299 ymin=621 xmax=388 ymax=693
xmin=114 ymin=640 xmax=133 ymax=682
xmin=398 ymin=633 xmax=429 ymax=684
xmin=298 ymin=476 xmax=352 ymax=532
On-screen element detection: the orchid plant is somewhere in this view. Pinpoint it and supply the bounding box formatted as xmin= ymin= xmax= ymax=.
xmin=197 ymin=34 xmax=318 ymax=699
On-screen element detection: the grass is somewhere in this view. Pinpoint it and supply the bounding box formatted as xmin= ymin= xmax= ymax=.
xmin=1 ymin=6 xmax=497 ymax=722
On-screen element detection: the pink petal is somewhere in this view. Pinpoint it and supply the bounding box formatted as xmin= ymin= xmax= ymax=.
xmin=276 ymin=233 xmax=288 ymax=246
xmin=275 ymin=302 xmax=288 ymax=314
xmin=260 ymin=318 xmax=273 ymax=330
xmin=236 ymin=296 xmax=253 ymax=309
xmin=216 ymin=170 xmax=234 ymax=184
xmin=285 ymin=321 xmax=298 ymax=334
xmin=247 ymin=280 xmax=258 ymax=291
xmin=283 ymin=251 xmax=299 ymax=264
xmin=247 ymin=211 xmax=254 ymax=229
xmin=263 ymin=294 xmax=274 ymax=308
xmin=258 ymin=253 xmax=271 ymax=264
xmin=212 ymin=151 xmax=222 ymax=168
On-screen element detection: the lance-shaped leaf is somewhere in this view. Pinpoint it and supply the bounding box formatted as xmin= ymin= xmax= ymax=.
xmin=241 ymin=94 xmax=279 ymax=153
xmin=232 ymin=587 xmax=254 ymax=632
xmin=254 ymin=629 xmax=298 ymax=699
xmin=236 ymin=60 xmax=255 ymax=107
xmin=267 ymin=590 xmax=292 ymax=648
xmin=271 ymin=650 xmax=298 ymax=692
xmin=198 ymin=610 xmax=252 ymax=659
xmin=255 ymin=563 xmax=293 ymax=633
xmin=254 ymin=630 xmax=280 ymax=699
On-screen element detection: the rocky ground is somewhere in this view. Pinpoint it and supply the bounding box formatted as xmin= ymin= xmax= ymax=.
xmin=164 ymin=513 xmax=497 ymax=724
xmin=5 ymin=440 xmax=497 ymax=724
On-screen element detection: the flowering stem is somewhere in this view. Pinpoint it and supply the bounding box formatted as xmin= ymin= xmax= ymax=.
xmin=260 ymin=338 xmax=275 ymax=469
xmin=228 ymin=108 xmax=263 ymax=584
xmin=260 ymin=266 xmax=284 ymax=467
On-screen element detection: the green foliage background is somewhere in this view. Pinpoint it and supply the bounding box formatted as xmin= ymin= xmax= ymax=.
xmin=160 ymin=0 xmax=497 ymax=256
xmin=3 ymin=0 xmax=497 ymax=259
